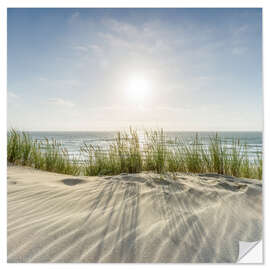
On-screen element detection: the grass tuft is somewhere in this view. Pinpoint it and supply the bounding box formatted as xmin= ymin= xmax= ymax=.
xmin=81 ymin=127 xmax=142 ymax=175
xmin=7 ymin=129 xmax=80 ymax=175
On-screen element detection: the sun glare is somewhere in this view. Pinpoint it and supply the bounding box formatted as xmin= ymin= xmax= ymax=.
xmin=126 ymin=75 xmax=150 ymax=102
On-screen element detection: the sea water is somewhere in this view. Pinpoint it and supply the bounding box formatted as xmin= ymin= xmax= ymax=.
xmin=28 ymin=131 xmax=262 ymax=162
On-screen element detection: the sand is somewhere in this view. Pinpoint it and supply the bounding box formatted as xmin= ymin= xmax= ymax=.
xmin=7 ymin=166 xmax=262 ymax=263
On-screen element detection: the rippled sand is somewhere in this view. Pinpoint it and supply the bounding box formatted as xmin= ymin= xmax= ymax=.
xmin=7 ymin=166 xmax=262 ymax=263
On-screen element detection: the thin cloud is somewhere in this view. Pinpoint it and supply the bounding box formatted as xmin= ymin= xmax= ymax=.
xmin=234 ymin=25 xmax=249 ymax=36
xmin=102 ymin=18 xmax=138 ymax=38
xmin=8 ymin=91 xmax=19 ymax=99
xmin=71 ymin=11 xmax=80 ymax=20
xmin=89 ymin=44 xmax=102 ymax=53
xmin=232 ymin=47 xmax=248 ymax=55
xmin=68 ymin=11 xmax=80 ymax=24
xmin=48 ymin=98 xmax=75 ymax=108
xmin=72 ymin=44 xmax=102 ymax=55
xmin=72 ymin=45 xmax=88 ymax=52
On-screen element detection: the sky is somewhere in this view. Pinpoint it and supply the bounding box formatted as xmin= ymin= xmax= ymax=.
xmin=7 ymin=8 xmax=262 ymax=131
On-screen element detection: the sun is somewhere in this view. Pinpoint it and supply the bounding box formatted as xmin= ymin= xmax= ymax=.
xmin=126 ymin=75 xmax=150 ymax=102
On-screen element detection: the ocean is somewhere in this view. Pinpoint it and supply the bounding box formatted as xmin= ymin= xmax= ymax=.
xmin=27 ymin=131 xmax=263 ymax=161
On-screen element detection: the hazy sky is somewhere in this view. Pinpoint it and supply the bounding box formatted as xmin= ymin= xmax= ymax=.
xmin=7 ymin=8 xmax=262 ymax=131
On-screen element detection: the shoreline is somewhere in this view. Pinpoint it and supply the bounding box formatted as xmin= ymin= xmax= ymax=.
xmin=8 ymin=165 xmax=262 ymax=263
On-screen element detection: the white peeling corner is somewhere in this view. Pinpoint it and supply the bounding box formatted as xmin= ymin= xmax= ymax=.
xmin=238 ymin=240 xmax=263 ymax=263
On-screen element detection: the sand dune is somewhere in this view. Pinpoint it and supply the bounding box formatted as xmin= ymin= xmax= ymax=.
xmin=7 ymin=166 xmax=262 ymax=263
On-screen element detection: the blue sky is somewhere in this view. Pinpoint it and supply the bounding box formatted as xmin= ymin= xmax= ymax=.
xmin=7 ymin=8 xmax=262 ymax=131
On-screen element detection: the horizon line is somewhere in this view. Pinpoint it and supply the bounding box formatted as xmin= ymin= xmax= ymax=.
xmin=8 ymin=129 xmax=263 ymax=133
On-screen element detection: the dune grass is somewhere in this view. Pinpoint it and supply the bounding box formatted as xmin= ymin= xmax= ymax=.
xmin=7 ymin=128 xmax=263 ymax=179
xmin=7 ymin=129 xmax=80 ymax=175
xmin=81 ymin=128 xmax=142 ymax=175
xmin=143 ymin=129 xmax=167 ymax=173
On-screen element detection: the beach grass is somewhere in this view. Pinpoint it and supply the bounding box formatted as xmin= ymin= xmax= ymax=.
xmin=7 ymin=129 xmax=80 ymax=175
xmin=7 ymin=128 xmax=263 ymax=179
xmin=81 ymin=128 xmax=142 ymax=175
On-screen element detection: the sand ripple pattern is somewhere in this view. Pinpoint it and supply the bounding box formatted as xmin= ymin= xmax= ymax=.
xmin=7 ymin=166 xmax=262 ymax=263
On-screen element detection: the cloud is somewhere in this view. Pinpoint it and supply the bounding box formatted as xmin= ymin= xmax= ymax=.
xmin=234 ymin=25 xmax=249 ymax=36
xmin=232 ymin=47 xmax=248 ymax=55
xmin=53 ymin=79 xmax=79 ymax=88
xmin=68 ymin=11 xmax=80 ymax=24
xmin=8 ymin=91 xmax=19 ymax=99
xmin=72 ymin=44 xmax=102 ymax=56
xmin=89 ymin=44 xmax=102 ymax=53
xmin=102 ymin=18 xmax=138 ymax=38
xmin=48 ymin=98 xmax=75 ymax=108
xmin=98 ymin=19 xmax=173 ymax=56
xmin=71 ymin=11 xmax=80 ymax=20
xmin=72 ymin=45 xmax=88 ymax=52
